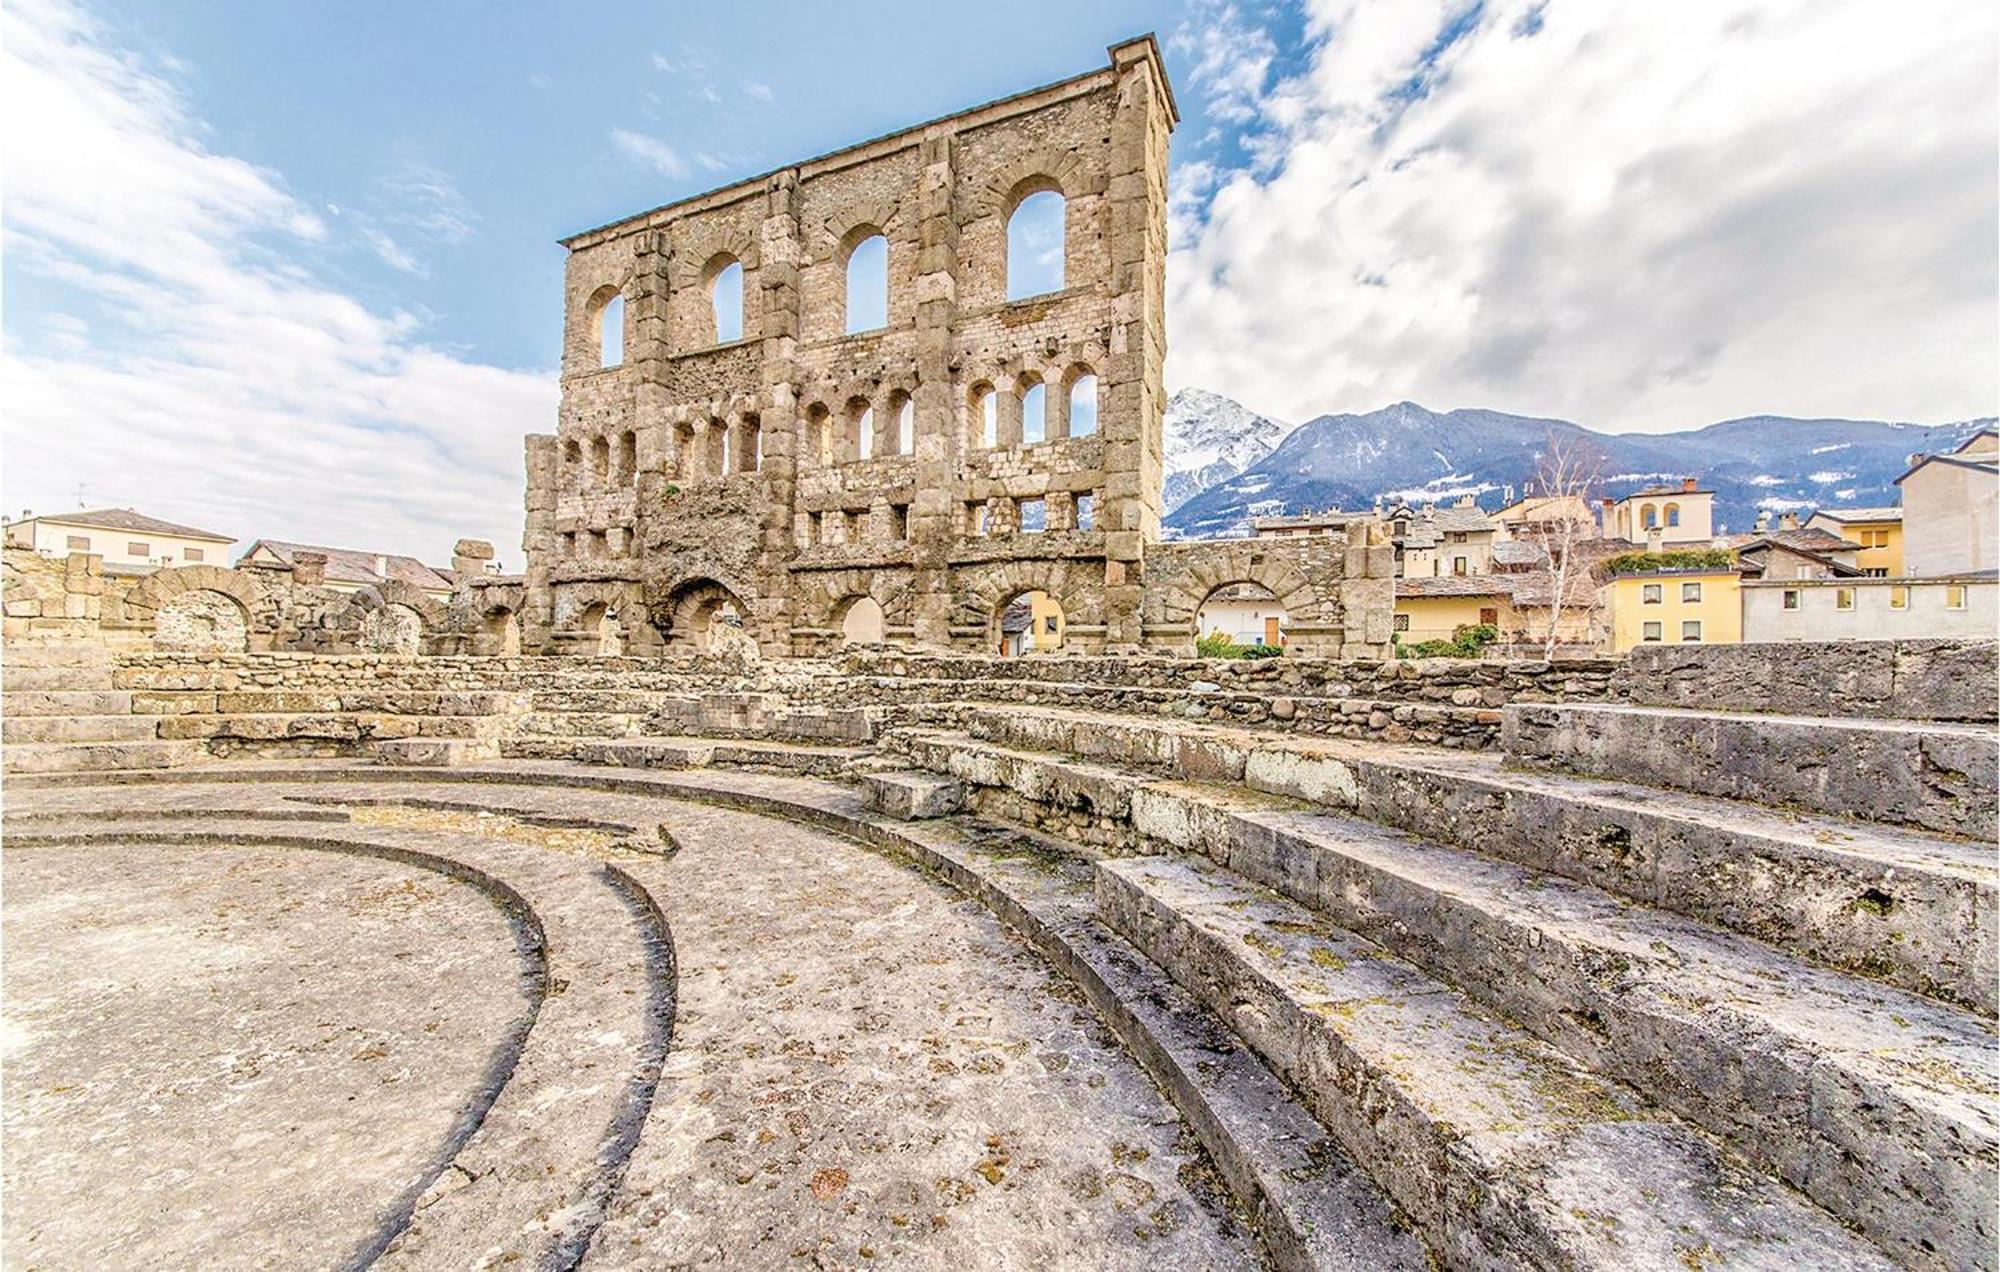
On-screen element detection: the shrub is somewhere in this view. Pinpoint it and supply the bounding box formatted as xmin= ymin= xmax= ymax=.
xmin=1603 ymin=549 xmax=1735 ymax=576
xmin=1395 ymin=621 xmax=1498 ymax=660
xmin=1197 ymin=629 xmax=1285 ymax=659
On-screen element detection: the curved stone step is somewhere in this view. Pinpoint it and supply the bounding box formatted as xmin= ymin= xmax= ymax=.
xmin=2 ymin=739 xmax=202 ymax=774
xmin=1502 ymin=701 xmax=1999 ymax=836
xmin=3 ymin=713 xmax=159 ymax=744
xmin=2 ymin=689 xmax=132 ymax=717
xmin=953 ymin=703 xmax=1998 ymax=1012
xmin=1097 ymin=853 xmax=1895 ymax=1271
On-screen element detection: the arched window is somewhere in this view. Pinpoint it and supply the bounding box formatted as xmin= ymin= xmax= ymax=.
xmin=1006 ymin=188 xmax=1065 ymax=301
xmin=707 ymin=256 xmax=744 ymax=344
xmin=843 ymin=231 xmax=887 ymax=334
xmin=562 ymin=437 xmax=581 ymax=467
xmin=739 ymin=414 xmax=762 ymax=473
xmin=1067 ymin=372 xmax=1098 ymax=438
xmin=590 ymin=435 xmax=610 ymax=481
xmin=890 ymin=393 xmax=914 ymax=457
xmin=617 ymin=430 xmax=637 ymax=481
xmin=1020 ymin=379 xmax=1047 ymax=445
xmin=848 ymin=398 xmax=874 ymax=462
xmin=971 ymin=384 xmax=997 ymax=449
xmin=1641 ymin=504 xmax=1658 ymax=530
xmin=599 ymin=295 xmax=625 ymax=368
xmin=1664 ymin=502 xmax=1681 ymax=527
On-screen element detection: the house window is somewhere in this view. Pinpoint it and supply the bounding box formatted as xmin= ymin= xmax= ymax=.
xmin=1641 ymin=583 xmax=1662 ymax=604
xmin=185 ymin=547 xmax=204 ymax=562
xmin=1835 ymin=588 xmax=1854 ymax=611
xmin=1681 ymin=620 xmax=1702 ymax=642
xmin=1043 ymin=614 xmax=1058 ymax=634
xmin=65 ymin=535 xmax=89 ymax=551
xmin=127 ymin=541 xmax=150 ymax=557
xmin=1393 ymin=613 xmax=1410 ymax=632
xmin=1889 ymin=587 xmax=1908 ymax=610
xmin=1642 ymin=621 xmax=1663 ymax=642
xmin=1945 ymin=585 xmax=1966 ymax=610
xmin=1479 ymin=607 xmax=1498 ymax=625
xmin=1453 ymin=556 xmax=1468 ymax=576
xmin=1681 ymin=581 xmax=1702 ymax=602
xmin=1782 ymin=590 xmax=1800 ymax=610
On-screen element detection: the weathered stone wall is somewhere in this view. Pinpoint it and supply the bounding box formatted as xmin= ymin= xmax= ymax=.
xmin=523 ymin=38 xmax=1393 ymax=661
xmin=1615 ymin=639 xmax=1998 ymax=723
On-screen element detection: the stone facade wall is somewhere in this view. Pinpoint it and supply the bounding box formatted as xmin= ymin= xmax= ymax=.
xmin=1615 ymin=639 xmax=1999 ymax=723
xmin=523 ymin=38 xmax=1394 ymax=661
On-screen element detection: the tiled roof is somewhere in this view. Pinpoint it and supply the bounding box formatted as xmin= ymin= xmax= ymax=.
xmin=1720 ymin=528 xmax=1858 ymax=554
xmin=241 ymin=539 xmax=454 ymax=592
xmin=1396 ymin=574 xmax=1514 ymax=598
xmin=1809 ymin=507 xmax=1901 ymax=523
xmin=26 ymin=507 xmax=234 ymax=542
xmin=1491 ymin=540 xmax=1548 ymax=567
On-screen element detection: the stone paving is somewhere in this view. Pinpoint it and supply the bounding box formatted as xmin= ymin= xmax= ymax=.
xmin=2 ymin=838 xmax=535 ymax=1270
xmin=1 ymin=773 xmax=1258 ymax=1270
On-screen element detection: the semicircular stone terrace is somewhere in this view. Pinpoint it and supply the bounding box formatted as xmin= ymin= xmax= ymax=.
xmin=3 ymin=635 xmax=1995 ymax=1270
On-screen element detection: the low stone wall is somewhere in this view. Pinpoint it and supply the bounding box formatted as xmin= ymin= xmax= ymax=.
xmin=1615 ymin=639 xmax=1998 ymax=723
xmin=837 ymin=648 xmax=1619 ymax=708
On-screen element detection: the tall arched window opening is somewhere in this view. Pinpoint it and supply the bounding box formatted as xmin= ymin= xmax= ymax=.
xmin=709 ymin=258 xmax=744 ymax=343
xmin=844 ymin=232 xmax=887 ymax=334
xmin=599 ymin=295 xmax=625 ymax=368
xmin=1006 ymin=189 xmax=1065 ymax=301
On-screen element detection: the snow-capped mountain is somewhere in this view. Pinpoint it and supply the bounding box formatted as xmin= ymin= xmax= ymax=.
xmin=1162 ymin=388 xmax=1295 ymax=514
xmin=1159 ymin=396 xmax=1993 ymax=540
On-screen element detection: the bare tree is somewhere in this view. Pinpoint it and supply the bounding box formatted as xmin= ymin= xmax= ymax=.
xmin=1510 ymin=431 xmax=1608 ymax=659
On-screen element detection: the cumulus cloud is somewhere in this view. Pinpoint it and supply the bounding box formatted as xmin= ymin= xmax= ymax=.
xmin=0 ymin=0 xmax=554 ymax=563
xmin=1167 ymin=0 xmax=1999 ymax=432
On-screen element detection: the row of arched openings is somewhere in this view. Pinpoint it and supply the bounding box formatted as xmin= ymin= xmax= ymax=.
xmin=593 ymin=188 xmax=1067 ymax=368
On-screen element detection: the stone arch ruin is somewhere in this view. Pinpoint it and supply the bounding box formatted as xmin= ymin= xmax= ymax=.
xmin=521 ymin=36 xmax=1393 ymax=661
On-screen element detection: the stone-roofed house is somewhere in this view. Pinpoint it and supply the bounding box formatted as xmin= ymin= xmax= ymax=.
xmin=2 ymin=507 xmax=236 ymax=576
xmin=237 ymin=540 xmax=456 ymax=601
xmin=1394 ymin=573 xmax=1516 ymax=644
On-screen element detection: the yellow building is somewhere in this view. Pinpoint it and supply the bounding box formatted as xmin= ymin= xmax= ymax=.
xmin=1602 ymin=565 xmax=1742 ymax=653
xmin=1394 ymin=577 xmax=1513 ymax=645
xmin=1805 ymin=508 xmax=1903 ymax=576
xmin=1599 ymin=479 xmax=1715 ymax=545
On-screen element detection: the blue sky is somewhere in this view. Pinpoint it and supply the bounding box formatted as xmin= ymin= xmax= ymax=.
xmin=4 ymin=0 xmax=1993 ymax=562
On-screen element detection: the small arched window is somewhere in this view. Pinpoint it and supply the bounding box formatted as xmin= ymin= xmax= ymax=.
xmin=590 ymin=436 xmax=610 ymax=481
xmin=708 ymin=257 xmax=744 ymax=344
xmin=740 ymin=415 xmax=762 ymax=473
xmin=899 ymin=399 xmax=913 ymax=454
xmin=1007 ymin=188 xmax=1065 ymax=301
xmin=1664 ymin=503 xmax=1681 ymax=527
xmin=848 ymin=399 xmax=874 ymax=462
xmin=971 ymin=385 xmax=997 ymax=449
xmin=562 ymin=438 xmax=581 ymax=467
xmin=844 ymin=231 xmax=887 ymax=334
xmin=1067 ymin=373 xmax=1098 ymax=438
xmin=1020 ymin=379 xmax=1047 ymax=445
xmin=599 ymin=294 xmax=625 ymax=368
xmin=805 ymin=404 xmax=833 ymax=468
xmin=1641 ymin=504 xmax=1658 ymax=529
xmin=617 ymin=430 xmax=637 ymax=480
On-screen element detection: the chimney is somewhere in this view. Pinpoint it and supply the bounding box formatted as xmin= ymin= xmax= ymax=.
xmin=1682 ymin=477 xmax=1697 ymax=492
xmin=1779 ymin=512 xmax=1800 ymax=531
xmin=1754 ymin=510 xmax=1771 ymax=532
xmin=292 ymin=551 xmax=327 ymax=588
xmin=1646 ymin=527 xmax=1664 ymax=553
xmin=373 ymin=554 xmax=389 ymax=579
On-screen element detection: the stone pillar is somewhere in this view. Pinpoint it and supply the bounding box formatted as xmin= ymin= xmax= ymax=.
xmin=451 ymin=538 xmax=494 ymax=581
xmin=909 ymin=127 xmax=961 ymax=647
xmin=522 ymin=433 xmax=560 ymax=648
xmin=1098 ymin=37 xmax=1176 ymax=649
xmin=754 ymin=170 xmax=804 ymax=654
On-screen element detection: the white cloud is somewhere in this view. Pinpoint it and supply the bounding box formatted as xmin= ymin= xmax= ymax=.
xmin=611 ymin=126 xmax=688 ymax=178
xmin=743 ymin=80 xmax=774 ymax=104
xmin=0 ymin=0 xmax=554 ymax=564
xmin=1168 ymin=0 xmax=1999 ymax=432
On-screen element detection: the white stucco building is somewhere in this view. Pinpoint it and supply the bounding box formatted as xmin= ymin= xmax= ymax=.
xmin=1741 ymin=576 xmax=1996 ymax=643
xmin=3 ymin=507 xmax=236 ymax=576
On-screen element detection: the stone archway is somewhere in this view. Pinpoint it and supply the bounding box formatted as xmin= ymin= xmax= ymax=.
xmin=153 ymin=589 xmax=250 ymax=653
xmin=479 ymin=606 xmax=522 ymax=656
xmin=992 ymin=589 xmax=1064 ymax=657
xmin=661 ymin=578 xmax=753 ymax=654
xmin=1193 ymin=581 xmax=1287 ymax=650
xmin=836 ymin=594 xmax=885 ymax=645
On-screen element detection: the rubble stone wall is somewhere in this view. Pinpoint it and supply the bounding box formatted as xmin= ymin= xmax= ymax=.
xmin=1616 ymin=639 xmax=1998 ymax=722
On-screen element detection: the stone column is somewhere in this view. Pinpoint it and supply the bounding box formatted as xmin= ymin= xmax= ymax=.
xmin=909 ymin=127 xmax=961 ymax=647
xmin=753 ymin=170 xmax=804 ymax=653
xmin=1098 ymin=38 xmax=1176 ymax=649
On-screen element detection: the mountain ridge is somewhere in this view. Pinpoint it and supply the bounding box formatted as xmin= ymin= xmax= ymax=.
xmin=1161 ymin=394 xmax=1993 ymax=539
